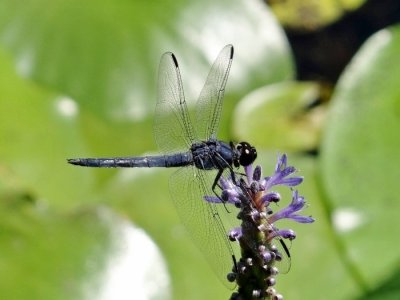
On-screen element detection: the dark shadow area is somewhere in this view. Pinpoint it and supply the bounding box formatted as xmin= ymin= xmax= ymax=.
xmin=285 ymin=0 xmax=400 ymax=84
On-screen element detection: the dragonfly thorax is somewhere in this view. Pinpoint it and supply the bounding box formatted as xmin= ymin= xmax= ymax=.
xmin=191 ymin=140 xmax=237 ymax=170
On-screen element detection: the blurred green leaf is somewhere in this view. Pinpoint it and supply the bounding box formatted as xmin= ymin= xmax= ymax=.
xmin=0 ymin=199 xmax=171 ymax=300
xmin=0 ymin=0 xmax=293 ymax=123
xmin=320 ymin=26 xmax=400 ymax=292
xmin=232 ymin=81 xmax=326 ymax=151
xmin=103 ymin=168 xmax=230 ymax=299
xmin=0 ymin=48 xmax=96 ymax=208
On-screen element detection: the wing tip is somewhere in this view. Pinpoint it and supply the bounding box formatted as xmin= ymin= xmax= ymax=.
xmin=229 ymin=45 xmax=234 ymax=59
xmin=171 ymin=53 xmax=179 ymax=68
xmin=224 ymin=44 xmax=234 ymax=59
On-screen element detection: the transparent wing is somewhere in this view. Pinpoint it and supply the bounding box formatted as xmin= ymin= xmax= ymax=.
xmin=169 ymin=166 xmax=238 ymax=289
xmin=154 ymin=52 xmax=195 ymax=154
xmin=195 ymin=45 xmax=234 ymax=141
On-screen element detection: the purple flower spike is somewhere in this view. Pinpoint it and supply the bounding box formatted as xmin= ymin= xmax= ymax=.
xmin=203 ymin=153 xmax=314 ymax=299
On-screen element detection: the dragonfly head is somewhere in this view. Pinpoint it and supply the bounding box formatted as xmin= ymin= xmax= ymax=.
xmin=235 ymin=142 xmax=257 ymax=167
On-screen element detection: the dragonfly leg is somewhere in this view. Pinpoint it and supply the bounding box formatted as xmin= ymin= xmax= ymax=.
xmin=211 ymin=168 xmax=233 ymax=213
xmin=232 ymin=254 xmax=238 ymax=273
xmin=211 ymin=168 xmax=224 ymax=191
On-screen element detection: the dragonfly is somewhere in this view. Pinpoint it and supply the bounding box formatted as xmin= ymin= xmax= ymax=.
xmin=68 ymin=45 xmax=257 ymax=287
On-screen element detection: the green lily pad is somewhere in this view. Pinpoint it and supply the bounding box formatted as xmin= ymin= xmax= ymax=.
xmin=0 ymin=49 xmax=97 ymax=208
xmin=320 ymin=26 xmax=400 ymax=292
xmin=0 ymin=197 xmax=170 ymax=300
xmin=233 ymin=81 xmax=325 ymax=151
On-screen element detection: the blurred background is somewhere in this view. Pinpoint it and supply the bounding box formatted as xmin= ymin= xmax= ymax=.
xmin=0 ymin=0 xmax=399 ymax=299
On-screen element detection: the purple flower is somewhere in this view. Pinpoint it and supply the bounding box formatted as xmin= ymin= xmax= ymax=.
xmin=259 ymin=154 xmax=304 ymax=191
xmin=203 ymin=176 xmax=242 ymax=205
xmin=268 ymin=190 xmax=315 ymax=224
xmin=228 ymin=227 xmax=242 ymax=241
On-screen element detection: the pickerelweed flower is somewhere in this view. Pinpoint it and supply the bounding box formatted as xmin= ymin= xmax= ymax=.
xmin=204 ymin=154 xmax=314 ymax=300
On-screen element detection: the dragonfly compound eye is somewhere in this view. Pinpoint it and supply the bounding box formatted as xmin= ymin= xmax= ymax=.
xmin=237 ymin=142 xmax=257 ymax=166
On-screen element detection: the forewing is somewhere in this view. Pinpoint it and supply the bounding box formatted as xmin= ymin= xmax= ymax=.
xmin=154 ymin=52 xmax=195 ymax=154
xmin=195 ymin=45 xmax=234 ymax=141
xmin=169 ymin=167 xmax=237 ymax=289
